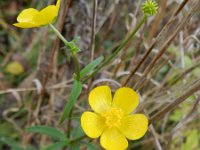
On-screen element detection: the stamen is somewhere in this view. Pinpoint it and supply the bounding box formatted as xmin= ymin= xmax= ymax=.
xmin=103 ymin=108 xmax=123 ymax=128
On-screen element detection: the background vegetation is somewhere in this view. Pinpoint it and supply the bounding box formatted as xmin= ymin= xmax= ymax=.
xmin=0 ymin=0 xmax=200 ymax=149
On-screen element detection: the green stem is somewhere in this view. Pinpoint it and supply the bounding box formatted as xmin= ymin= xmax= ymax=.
xmin=72 ymin=52 xmax=80 ymax=81
xmin=49 ymin=23 xmax=69 ymax=46
xmin=69 ymin=135 xmax=86 ymax=143
xmin=49 ymin=23 xmax=80 ymax=81
xmin=83 ymin=15 xmax=148 ymax=83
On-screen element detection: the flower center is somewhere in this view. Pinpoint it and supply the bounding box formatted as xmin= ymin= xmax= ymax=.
xmin=103 ymin=108 xmax=123 ymax=128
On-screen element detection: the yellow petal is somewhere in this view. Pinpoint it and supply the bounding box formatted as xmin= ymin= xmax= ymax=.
xmin=16 ymin=8 xmax=39 ymax=23
xmin=13 ymin=22 xmax=39 ymax=28
xmin=119 ymin=114 xmax=148 ymax=140
xmin=33 ymin=5 xmax=58 ymax=25
xmin=5 ymin=61 xmax=24 ymax=75
xmin=100 ymin=128 xmax=128 ymax=150
xmin=56 ymin=0 xmax=61 ymax=11
xmin=81 ymin=112 xmax=105 ymax=138
xmin=112 ymin=87 xmax=139 ymax=114
xmin=89 ymin=86 xmax=112 ymax=114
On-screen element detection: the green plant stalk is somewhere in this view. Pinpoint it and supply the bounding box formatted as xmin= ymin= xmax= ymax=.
xmin=49 ymin=23 xmax=80 ymax=81
xmin=49 ymin=23 xmax=69 ymax=46
xmin=83 ymin=15 xmax=148 ymax=83
xmin=72 ymin=52 xmax=80 ymax=81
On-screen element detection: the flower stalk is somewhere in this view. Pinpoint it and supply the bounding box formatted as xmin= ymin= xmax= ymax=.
xmin=82 ymin=0 xmax=158 ymax=83
xmin=49 ymin=23 xmax=69 ymax=46
xmin=83 ymin=15 xmax=148 ymax=83
xmin=49 ymin=23 xmax=81 ymax=81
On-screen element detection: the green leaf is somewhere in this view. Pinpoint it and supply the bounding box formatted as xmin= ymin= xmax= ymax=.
xmin=0 ymin=135 xmax=24 ymax=150
xmin=184 ymin=129 xmax=199 ymax=150
xmin=67 ymin=40 xmax=80 ymax=53
xmin=60 ymin=80 xmax=83 ymax=123
xmin=43 ymin=140 xmax=69 ymax=150
xmin=169 ymin=109 xmax=182 ymax=122
xmin=184 ymin=55 xmax=193 ymax=67
xmin=26 ymin=126 xmax=66 ymax=140
xmin=80 ymin=56 xmax=104 ymax=78
xmin=70 ymin=145 xmax=80 ymax=150
xmin=79 ymin=141 xmax=99 ymax=150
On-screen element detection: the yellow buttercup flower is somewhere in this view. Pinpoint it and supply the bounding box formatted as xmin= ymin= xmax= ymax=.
xmin=81 ymin=86 xmax=148 ymax=150
xmin=5 ymin=61 xmax=24 ymax=75
xmin=13 ymin=0 xmax=60 ymax=28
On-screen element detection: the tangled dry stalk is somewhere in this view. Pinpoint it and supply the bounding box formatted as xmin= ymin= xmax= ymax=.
xmin=0 ymin=0 xmax=200 ymax=149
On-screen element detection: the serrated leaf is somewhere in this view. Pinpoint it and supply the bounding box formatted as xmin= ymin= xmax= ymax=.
xmin=60 ymin=80 xmax=82 ymax=123
xmin=26 ymin=126 xmax=66 ymax=140
xmin=80 ymin=56 xmax=104 ymax=78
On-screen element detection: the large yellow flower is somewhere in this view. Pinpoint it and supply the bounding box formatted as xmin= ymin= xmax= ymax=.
xmin=13 ymin=0 xmax=60 ymax=28
xmin=81 ymin=86 xmax=148 ymax=150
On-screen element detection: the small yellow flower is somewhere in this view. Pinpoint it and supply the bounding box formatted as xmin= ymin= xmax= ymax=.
xmin=13 ymin=0 xmax=60 ymax=28
xmin=5 ymin=61 xmax=24 ymax=75
xmin=81 ymin=86 xmax=148 ymax=150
